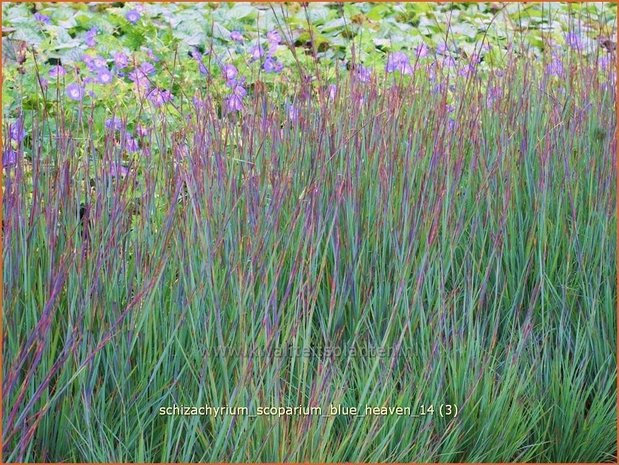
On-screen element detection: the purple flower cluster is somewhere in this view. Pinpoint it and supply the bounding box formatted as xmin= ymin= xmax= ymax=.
xmin=125 ymin=9 xmax=141 ymax=24
xmin=219 ymin=60 xmax=248 ymax=113
xmin=49 ymin=65 xmax=66 ymax=78
xmin=545 ymin=54 xmax=565 ymax=78
xmin=128 ymin=61 xmax=159 ymax=98
xmin=139 ymin=62 xmax=156 ymax=75
xmin=136 ymin=124 xmax=149 ymax=137
xmin=249 ymin=44 xmax=265 ymax=61
xmin=105 ymin=117 xmax=125 ymax=131
xmin=82 ymin=54 xmax=116 ymax=87
xmin=354 ymin=65 xmax=371 ymax=83
xmin=565 ymin=32 xmax=583 ymax=51
xmin=230 ymin=30 xmax=243 ymax=43
xmin=190 ymin=49 xmax=209 ymax=75
xmin=147 ymin=88 xmax=173 ymax=107
xmin=34 ymin=12 xmax=50 ymax=24
xmin=114 ymin=51 xmax=129 ymax=69
xmin=287 ymin=103 xmax=299 ymax=122
xmin=263 ymin=57 xmax=284 ymax=74
xmin=486 ymin=86 xmax=503 ymax=108
xmin=83 ymin=55 xmax=107 ymax=71
xmin=328 ymin=84 xmax=337 ymax=101
xmin=109 ymin=162 xmax=129 ymax=178
xmin=9 ymin=118 xmax=25 ymax=144
xmin=97 ymin=68 xmax=114 ymax=84
xmin=263 ymin=31 xmax=285 ymax=73
xmin=224 ymin=78 xmax=247 ymax=113
xmin=223 ymin=64 xmax=238 ymax=82
xmin=386 ymin=51 xmax=413 ymax=75
xmin=245 ymin=29 xmax=285 ymax=74
xmin=458 ymin=54 xmax=480 ymax=78
xmin=66 ymin=83 xmax=84 ymax=101
xmin=266 ymin=30 xmax=281 ymax=54
xmin=3 ymin=149 xmax=18 ymax=167
xmin=105 ymin=117 xmax=141 ymax=154
xmin=84 ymin=27 xmax=97 ymax=48
xmin=415 ymin=43 xmax=429 ymax=58
xmin=142 ymin=47 xmax=159 ymax=62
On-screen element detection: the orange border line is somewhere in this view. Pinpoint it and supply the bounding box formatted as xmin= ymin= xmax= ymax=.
xmin=0 ymin=1 xmax=617 ymax=464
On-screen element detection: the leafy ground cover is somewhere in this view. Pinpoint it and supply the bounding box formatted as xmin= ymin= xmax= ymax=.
xmin=2 ymin=2 xmax=618 ymax=462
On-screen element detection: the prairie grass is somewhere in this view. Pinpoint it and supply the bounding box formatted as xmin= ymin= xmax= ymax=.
xmin=2 ymin=29 xmax=617 ymax=462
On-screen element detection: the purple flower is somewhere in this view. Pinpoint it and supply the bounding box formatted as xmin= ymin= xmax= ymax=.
xmin=125 ymin=9 xmax=141 ymax=24
xmin=84 ymin=27 xmax=97 ymax=48
xmin=189 ymin=49 xmax=209 ymax=75
xmin=287 ymin=104 xmax=299 ymax=122
xmin=222 ymin=64 xmax=238 ymax=82
xmin=230 ymin=30 xmax=243 ymax=42
xmin=355 ymin=65 xmax=371 ymax=83
xmin=486 ymin=86 xmax=503 ymax=107
xmin=82 ymin=54 xmax=94 ymax=68
xmin=66 ymin=83 xmax=84 ymax=101
xmin=128 ymin=68 xmax=147 ymax=82
xmin=224 ymin=94 xmax=244 ymax=113
xmin=142 ymin=47 xmax=159 ymax=62
xmin=432 ymin=83 xmax=446 ymax=95
xmin=437 ymin=42 xmax=449 ymax=55
xmin=109 ymin=162 xmax=129 ymax=177
xmin=545 ymin=54 xmax=565 ymax=78
xmin=224 ymin=81 xmax=247 ymax=113
xmin=459 ymin=54 xmax=479 ymax=78
xmin=83 ymin=55 xmax=107 ymax=72
xmin=126 ymin=136 xmax=139 ymax=152
xmin=267 ymin=30 xmax=282 ymax=45
xmin=565 ymin=32 xmax=583 ymax=50
xmin=96 ymin=68 xmax=114 ymax=84
xmin=93 ymin=56 xmax=107 ymax=68
xmin=136 ymin=125 xmax=149 ymax=137
xmin=139 ymin=62 xmax=156 ymax=75
xmin=600 ymin=54 xmax=611 ymax=70
xmin=328 ymin=84 xmax=337 ymax=101
xmin=130 ymin=72 xmax=151 ymax=96
xmin=49 ymin=65 xmax=66 ymax=78
xmin=105 ymin=117 xmax=124 ymax=131
xmin=193 ymin=96 xmax=207 ymax=109
xmin=128 ymin=65 xmax=154 ymax=94
xmin=147 ymin=88 xmax=172 ymax=107
xmin=34 ymin=12 xmax=50 ymax=24
xmin=9 ymin=118 xmax=25 ymax=143
xmin=459 ymin=64 xmax=475 ymax=78
xmin=267 ymin=30 xmax=282 ymax=54
xmin=442 ymin=56 xmax=456 ymax=68
xmin=229 ymin=81 xmax=247 ymax=98
xmin=190 ymin=48 xmax=202 ymax=60
xmin=263 ymin=57 xmax=283 ymax=74
xmin=113 ymin=52 xmax=129 ymax=68
xmin=3 ymin=149 xmax=18 ymax=167
xmin=415 ymin=43 xmax=429 ymax=58
xmin=386 ymin=52 xmax=413 ymax=74
xmin=249 ymin=44 xmax=265 ymax=61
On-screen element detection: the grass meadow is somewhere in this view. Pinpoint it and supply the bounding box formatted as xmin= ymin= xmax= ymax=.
xmin=2 ymin=2 xmax=617 ymax=462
